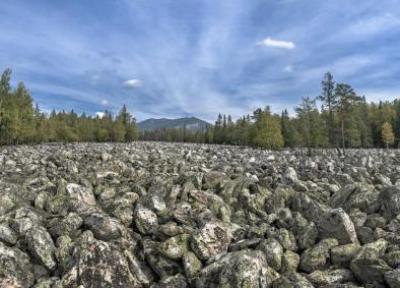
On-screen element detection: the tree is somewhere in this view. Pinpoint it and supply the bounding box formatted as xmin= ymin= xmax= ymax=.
xmin=335 ymin=83 xmax=362 ymax=153
xmin=281 ymin=109 xmax=300 ymax=148
xmin=116 ymin=104 xmax=139 ymax=142
xmin=296 ymin=97 xmax=327 ymax=155
xmin=252 ymin=107 xmax=284 ymax=149
xmin=319 ymin=72 xmax=337 ymax=147
xmin=382 ymin=122 xmax=395 ymax=148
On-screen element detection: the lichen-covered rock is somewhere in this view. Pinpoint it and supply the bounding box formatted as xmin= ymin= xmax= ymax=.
xmin=379 ymin=186 xmax=400 ymax=219
xmin=306 ymin=269 xmax=354 ymax=286
xmin=0 ymin=222 xmax=17 ymax=245
xmin=143 ymin=239 xmax=182 ymax=278
xmin=196 ymin=250 xmax=273 ymax=288
xmin=65 ymin=183 xmax=96 ymax=213
xmin=61 ymin=231 xmax=139 ymax=287
xmin=158 ymin=233 xmax=190 ymax=260
xmin=48 ymin=212 xmax=83 ymax=238
xmin=134 ymin=204 xmax=158 ymax=235
xmin=183 ymin=251 xmax=202 ymax=280
xmin=384 ymin=250 xmax=400 ymax=268
xmin=331 ymin=183 xmax=380 ymax=214
xmin=191 ymin=221 xmax=232 ymax=260
xmin=257 ymin=238 xmax=284 ymax=271
xmin=300 ymin=238 xmax=339 ymax=273
xmin=158 ymin=274 xmax=188 ymax=287
xmin=331 ymin=243 xmax=361 ymax=267
xmin=317 ymin=208 xmax=359 ymax=245
xmin=350 ymin=239 xmax=391 ymax=284
xmin=26 ymin=226 xmax=57 ymax=270
xmin=281 ymin=250 xmax=300 ymax=273
xmin=84 ymin=212 xmax=123 ymax=241
xmin=384 ymin=269 xmax=400 ymax=288
xmin=0 ymin=242 xmax=35 ymax=287
xmin=272 ymin=272 xmax=314 ymax=288
xmin=297 ymin=221 xmax=318 ymax=250
xmin=33 ymin=277 xmax=62 ymax=288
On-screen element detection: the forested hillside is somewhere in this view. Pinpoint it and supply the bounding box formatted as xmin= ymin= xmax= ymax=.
xmin=0 ymin=68 xmax=399 ymax=150
xmin=0 ymin=69 xmax=139 ymax=144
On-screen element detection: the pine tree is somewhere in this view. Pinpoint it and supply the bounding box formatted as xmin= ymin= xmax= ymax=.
xmin=296 ymin=97 xmax=327 ymax=155
xmin=319 ymin=72 xmax=337 ymax=147
xmin=280 ymin=109 xmax=299 ymax=148
xmin=335 ymin=83 xmax=362 ymax=153
xmin=382 ymin=122 xmax=395 ymax=148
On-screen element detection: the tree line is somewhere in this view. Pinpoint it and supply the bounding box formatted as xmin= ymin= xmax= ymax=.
xmin=0 ymin=68 xmax=398 ymax=151
xmin=142 ymin=72 xmax=399 ymax=153
xmin=0 ymin=69 xmax=138 ymax=145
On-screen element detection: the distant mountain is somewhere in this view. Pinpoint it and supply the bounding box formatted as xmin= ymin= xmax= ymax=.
xmin=138 ymin=117 xmax=211 ymax=132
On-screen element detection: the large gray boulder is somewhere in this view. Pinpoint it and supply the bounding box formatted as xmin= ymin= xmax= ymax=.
xmin=350 ymin=239 xmax=392 ymax=284
xmin=300 ymin=238 xmax=338 ymax=273
xmin=134 ymin=204 xmax=158 ymax=235
xmin=0 ymin=242 xmax=35 ymax=287
xmin=196 ymin=250 xmax=277 ymax=288
xmin=61 ymin=231 xmax=139 ymax=287
xmin=317 ymin=208 xmax=359 ymax=245
xmin=66 ymin=183 xmax=97 ymax=213
xmin=25 ymin=226 xmax=57 ymax=270
xmin=379 ymin=186 xmax=400 ymax=219
xmin=191 ymin=221 xmax=232 ymax=260
xmin=84 ymin=212 xmax=124 ymax=241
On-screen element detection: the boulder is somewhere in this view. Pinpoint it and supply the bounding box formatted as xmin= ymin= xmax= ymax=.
xmin=317 ymin=208 xmax=359 ymax=245
xmin=379 ymin=186 xmax=400 ymax=219
xmin=84 ymin=212 xmax=124 ymax=241
xmin=257 ymin=238 xmax=283 ymax=271
xmin=26 ymin=226 xmax=57 ymax=270
xmin=300 ymin=238 xmax=338 ymax=273
xmin=134 ymin=204 xmax=158 ymax=235
xmin=196 ymin=250 xmax=275 ymax=288
xmin=350 ymin=239 xmax=391 ymax=284
xmin=0 ymin=242 xmax=35 ymax=287
xmin=0 ymin=222 xmax=17 ymax=245
xmin=158 ymin=233 xmax=190 ymax=260
xmin=384 ymin=270 xmax=400 ymax=288
xmin=191 ymin=221 xmax=232 ymax=260
xmin=61 ymin=231 xmax=139 ymax=287
xmin=307 ymin=269 xmax=354 ymax=286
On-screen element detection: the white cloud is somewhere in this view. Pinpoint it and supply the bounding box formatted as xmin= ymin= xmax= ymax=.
xmin=284 ymin=65 xmax=294 ymax=72
xmin=101 ymin=99 xmax=108 ymax=105
xmin=95 ymin=112 xmax=105 ymax=118
xmin=258 ymin=37 xmax=295 ymax=49
xmin=123 ymin=79 xmax=142 ymax=88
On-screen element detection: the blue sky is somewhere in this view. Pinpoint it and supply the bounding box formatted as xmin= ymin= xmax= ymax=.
xmin=1 ymin=0 xmax=399 ymax=121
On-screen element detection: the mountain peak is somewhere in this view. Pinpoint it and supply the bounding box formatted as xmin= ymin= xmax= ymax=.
xmin=138 ymin=117 xmax=210 ymax=132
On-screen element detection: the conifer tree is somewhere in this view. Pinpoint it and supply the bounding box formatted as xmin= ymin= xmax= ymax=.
xmin=382 ymin=122 xmax=395 ymax=148
xmin=252 ymin=107 xmax=283 ymax=149
xmin=319 ymin=72 xmax=337 ymax=147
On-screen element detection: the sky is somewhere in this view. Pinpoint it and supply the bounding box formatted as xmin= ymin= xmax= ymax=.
xmin=0 ymin=0 xmax=400 ymax=122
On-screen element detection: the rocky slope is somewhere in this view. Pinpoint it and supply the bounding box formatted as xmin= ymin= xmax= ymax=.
xmin=0 ymin=143 xmax=400 ymax=287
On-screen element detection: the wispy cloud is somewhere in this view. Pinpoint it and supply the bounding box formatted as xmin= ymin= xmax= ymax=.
xmin=258 ymin=37 xmax=295 ymax=49
xmin=0 ymin=0 xmax=399 ymax=121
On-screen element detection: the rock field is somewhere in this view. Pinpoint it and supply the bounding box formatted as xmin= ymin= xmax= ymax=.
xmin=1 ymin=142 xmax=400 ymax=287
